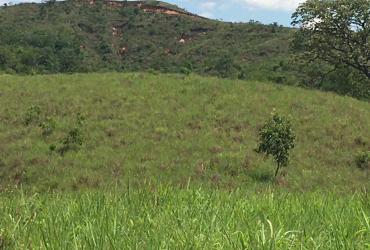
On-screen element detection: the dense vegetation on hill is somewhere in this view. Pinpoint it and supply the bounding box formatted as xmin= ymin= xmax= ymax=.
xmin=0 ymin=73 xmax=368 ymax=192
xmin=0 ymin=0 xmax=289 ymax=79
xmin=1 ymin=0 xmax=369 ymax=99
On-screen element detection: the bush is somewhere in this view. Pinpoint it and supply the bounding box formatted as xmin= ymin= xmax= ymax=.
xmin=257 ymin=111 xmax=295 ymax=178
xmin=58 ymin=128 xmax=84 ymax=154
xmin=57 ymin=113 xmax=86 ymax=156
xmin=39 ymin=117 xmax=56 ymax=137
xmin=24 ymin=105 xmax=41 ymax=125
xmin=57 ymin=127 xmax=84 ymax=156
xmin=355 ymin=151 xmax=370 ymax=170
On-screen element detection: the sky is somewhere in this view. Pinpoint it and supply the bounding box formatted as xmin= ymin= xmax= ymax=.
xmin=0 ymin=0 xmax=305 ymax=26
xmin=170 ymin=0 xmax=304 ymax=26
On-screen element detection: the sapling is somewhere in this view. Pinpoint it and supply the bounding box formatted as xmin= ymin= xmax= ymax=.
xmin=257 ymin=111 xmax=296 ymax=179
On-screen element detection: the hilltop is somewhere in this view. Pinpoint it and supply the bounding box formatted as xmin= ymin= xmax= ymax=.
xmin=0 ymin=0 xmax=292 ymax=82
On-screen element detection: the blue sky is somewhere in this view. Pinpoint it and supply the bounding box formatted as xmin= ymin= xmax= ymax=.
xmin=0 ymin=0 xmax=304 ymax=26
xmin=168 ymin=0 xmax=304 ymax=26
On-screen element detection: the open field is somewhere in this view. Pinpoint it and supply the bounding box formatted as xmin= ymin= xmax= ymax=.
xmin=0 ymin=73 xmax=369 ymax=249
xmin=1 ymin=1 xmax=370 ymax=249
xmin=0 ymin=188 xmax=369 ymax=249
xmin=0 ymin=73 xmax=369 ymax=192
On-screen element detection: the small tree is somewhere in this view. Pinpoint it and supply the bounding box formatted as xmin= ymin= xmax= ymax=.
xmin=257 ymin=111 xmax=296 ymax=178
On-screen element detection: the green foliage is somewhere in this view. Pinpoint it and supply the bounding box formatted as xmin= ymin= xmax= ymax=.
xmin=355 ymin=151 xmax=370 ymax=170
xmin=209 ymin=53 xmax=240 ymax=78
xmin=290 ymin=58 xmax=370 ymax=100
xmin=24 ymin=105 xmax=41 ymax=125
xmin=0 ymin=0 xmax=368 ymax=99
xmin=58 ymin=128 xmax=83 ymax=154
xmin=39 ymin=117 xmax=56 ymax=137
xmin=57 ymin=114 xmax=86 ymax=156
xmin=0 ymin=1 xmax=292 ymax=79
xmin=291 ymin=0 xmax=370 ymax=98
xmin=257 ymin=111 xmax=295 ymax=178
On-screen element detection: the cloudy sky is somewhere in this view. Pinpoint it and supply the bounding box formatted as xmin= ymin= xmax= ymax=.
xmin=0 ymin=0 xmax=304 ymax=26
xmin=174 ymin=0 xmax=304 ymax=26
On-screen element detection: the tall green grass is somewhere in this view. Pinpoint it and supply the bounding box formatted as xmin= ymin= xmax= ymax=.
xmin=0 ymin=188 xmax=369 ymax=249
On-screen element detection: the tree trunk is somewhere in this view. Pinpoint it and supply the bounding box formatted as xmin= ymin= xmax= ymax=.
xmin=274 ymin=164 xmax=281 ymax=179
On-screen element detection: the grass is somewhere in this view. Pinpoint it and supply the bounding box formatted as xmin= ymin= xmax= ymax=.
xmin=0 ymin=72 xmax=369 ymax=248
xmin=0 ymin=72 xmax=369 ymax=192
xmin=0 ymin=187 xmax=369 ymax=249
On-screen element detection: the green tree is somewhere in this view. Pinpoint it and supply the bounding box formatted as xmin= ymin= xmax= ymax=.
xmin=257 ymin=111 xmax=296 ymax=178
xmin=291 ymin=0 xmax=370 ymax=81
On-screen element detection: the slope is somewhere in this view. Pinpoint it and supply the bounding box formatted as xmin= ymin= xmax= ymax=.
xmin=0 ymin=73 xmax=368 ymax=192
xmin=0 ymin=0 xmax=291 ymax=82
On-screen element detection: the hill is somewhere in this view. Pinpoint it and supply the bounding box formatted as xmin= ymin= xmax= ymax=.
xmin=0 ymin=73 xmax=369 ymax=192
xmin=0 ymin=0 xmax=292 ymax=81
xmin=1 ymin=0 xmax=369 ymax=100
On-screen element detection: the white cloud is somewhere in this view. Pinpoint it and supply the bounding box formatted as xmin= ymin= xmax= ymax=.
xmin=199 ymin=1 xmax=216 ymax=11
xmin=195 ymin=0 xmax=217 ymax=18
xmin=0 ymin=0 xmax=36 ymax=5
xmin=184 ymin=0 xmax=303 ymax=13
xmin=239 ymin=0 xmax=303 ymax=11
xmin=0 ymin=0 xmax=305 ymax=13
xmin=199 ymin=11 xmax=214 ymax=18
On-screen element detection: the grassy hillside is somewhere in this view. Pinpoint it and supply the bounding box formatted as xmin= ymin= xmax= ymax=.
xmin=0 ymin=0 xmax=291 ymax=81
xmin=0 ymin=73 xmax=369 ymax=192
xmin=0 ymin=189 xmax=369 ymax=249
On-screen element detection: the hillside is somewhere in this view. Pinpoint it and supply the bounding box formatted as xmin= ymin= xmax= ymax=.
xmin=0 ymin=0 xmax=292 ymax=82
xmin=0 ymin=73 xmax=369 ymax=192
xmin=1 ymin=3 xmax=369 ymax=247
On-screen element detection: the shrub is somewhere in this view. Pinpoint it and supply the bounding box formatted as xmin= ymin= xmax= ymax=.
xmin=24 ymin=105 xmax=41 ymax=125
xmin=58 ymin=128 xmax=84 ymax=155
xmin=355 ymin=151 xmax=370 ymax=170
xmin=257 ymin=111 xmax=296 ymax=178
xmin=39 ymin=117 xmax=56 ymax=137
xmin=49 ymin=144 xmax=56 ymax=153
xmin=57 ymin=126 xmax=83 ymax=155
xmin=57 ymin=113 xmax=86 ymax=156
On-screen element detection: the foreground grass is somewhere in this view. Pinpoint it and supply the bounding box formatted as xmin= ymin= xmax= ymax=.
xmin=0 ymin=188 xmax=369 ymax=249
xmin=0 ymin=72 xmax=369 ymax=191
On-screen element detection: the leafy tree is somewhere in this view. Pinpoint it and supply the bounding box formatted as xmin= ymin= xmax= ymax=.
xmin=257 ymin=111 xmax=296 ymax=178
xmin=291 ymin=0 xmax=370 ymax=81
